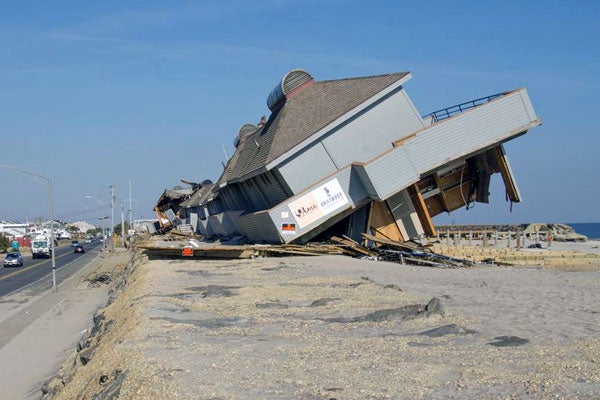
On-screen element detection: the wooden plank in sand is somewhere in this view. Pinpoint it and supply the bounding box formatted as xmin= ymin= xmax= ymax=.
xmin=361 ymin=232 xmax=420 ymax=252
xmin=330 ymin=236 xmax=377 ymax=257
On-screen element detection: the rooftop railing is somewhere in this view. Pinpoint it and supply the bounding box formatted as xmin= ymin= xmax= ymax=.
xmin=423 ymin=91 xmax=508 ymax=123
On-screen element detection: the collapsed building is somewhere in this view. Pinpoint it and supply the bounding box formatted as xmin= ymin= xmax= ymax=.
xmin=153 ymin=180 xmax=213 ymax=233
xmin=155 ymin=69 xmax=541 ymax=244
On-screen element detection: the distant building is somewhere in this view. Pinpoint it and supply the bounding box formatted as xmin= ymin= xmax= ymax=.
xmin=68 ymin=221 xmax=96 ymax=233
xmin=0 ymin=221 xmax=28 ymax=238
xmin=160 ymin=69 xmax=541 ymax=244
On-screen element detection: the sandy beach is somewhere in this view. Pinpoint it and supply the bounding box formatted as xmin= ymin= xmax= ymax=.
xmin=35 ymin=241 xmax=600 ymax=400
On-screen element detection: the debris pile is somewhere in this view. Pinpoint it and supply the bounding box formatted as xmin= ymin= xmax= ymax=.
xmin=137 ymin=232 xmax=474 ymax=268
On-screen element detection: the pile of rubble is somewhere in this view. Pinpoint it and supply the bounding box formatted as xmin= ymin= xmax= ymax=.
xmin=137 ymin=232 xmax=473 ymax=269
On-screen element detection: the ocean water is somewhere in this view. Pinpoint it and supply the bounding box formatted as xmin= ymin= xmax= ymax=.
xmin=568 ymin=223 xmax=600 ymax=240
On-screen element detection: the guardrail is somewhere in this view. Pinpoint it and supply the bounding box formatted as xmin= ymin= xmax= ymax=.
xmin=423 ymin=91 xmax=508 ymax=123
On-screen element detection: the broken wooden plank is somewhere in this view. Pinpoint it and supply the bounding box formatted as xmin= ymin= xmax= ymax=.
xmin=330 ymin=236 xmax=377 ymax=257
xmin=361 ymin=232 xmax=420 ymax=252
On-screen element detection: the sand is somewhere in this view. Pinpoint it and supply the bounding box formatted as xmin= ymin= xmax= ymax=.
xmin=42 ymin=243 xmax=600 ymax=399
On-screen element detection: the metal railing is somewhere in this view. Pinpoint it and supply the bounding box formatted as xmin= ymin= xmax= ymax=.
xmin=423 ymin=91 xmax=508 ymax=123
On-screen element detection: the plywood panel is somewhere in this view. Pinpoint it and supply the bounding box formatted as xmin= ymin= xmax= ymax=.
xmin=367 ymin=201 xmax=404 ymax=243
xmin=424 ymin=196 xmax=445 ymax=217
xmin=442 ymin=183 xmax=472 ymax=212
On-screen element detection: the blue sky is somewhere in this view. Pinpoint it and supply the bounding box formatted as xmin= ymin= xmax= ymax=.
xmin=1 ymin=0 xmax=598 ymax=226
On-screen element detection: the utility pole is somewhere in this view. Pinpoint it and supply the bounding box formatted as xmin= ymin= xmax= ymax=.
xmin=120 ymin=200 xmax=125 ymax=248
xmin=123 ymin=181 xmax=137 ymax=235
xmin=129 ymin=181 xmax=133 ymax=234
xmin=110 ymin=185 xmax=115 ymax=250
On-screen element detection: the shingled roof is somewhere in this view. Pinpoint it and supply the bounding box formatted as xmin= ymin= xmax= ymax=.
xmin=179 ymin=182 xmax=214 ymax=208
xmin=217 ymin=71 xmax=410 ymax=186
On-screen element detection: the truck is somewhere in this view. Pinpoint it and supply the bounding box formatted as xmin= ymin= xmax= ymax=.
xmin=31 ymin=236 xmax=52 ymax=259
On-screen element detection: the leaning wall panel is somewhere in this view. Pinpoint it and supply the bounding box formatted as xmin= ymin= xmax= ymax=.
xmin=237 ymin=212 xmax=281 ymax=243
xmin=363 ymin=147 xmax=420 ymax=200
xmin=404 ymin=92 xmax=534 ymax=174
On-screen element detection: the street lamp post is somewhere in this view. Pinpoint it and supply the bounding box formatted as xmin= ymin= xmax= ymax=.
xmin=1 ymin=165 xmax=57 ymax=291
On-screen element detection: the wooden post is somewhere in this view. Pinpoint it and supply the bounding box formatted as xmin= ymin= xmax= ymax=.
xmin=410 ymin=184 xmax=437 ymax=238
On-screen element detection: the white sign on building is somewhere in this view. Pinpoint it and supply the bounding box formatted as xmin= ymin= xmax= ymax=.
xmin=288 ymin=178 xmax=349 ymax=229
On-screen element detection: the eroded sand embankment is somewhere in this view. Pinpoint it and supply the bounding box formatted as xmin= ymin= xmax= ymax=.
xmin=48 ymin=249 xmax=600 ymax=399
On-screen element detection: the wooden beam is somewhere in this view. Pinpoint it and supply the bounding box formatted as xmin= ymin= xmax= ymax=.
xmin=410 ymin=184 xmax=437 ymax=237
xmin=392 ymin=133 xmax=417 ymax=147
xmin=492 ymin=145 xmax=521 ymax=202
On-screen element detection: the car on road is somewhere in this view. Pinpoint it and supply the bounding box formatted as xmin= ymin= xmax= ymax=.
xmin=3 ymin=252 xmax=24 ymax=267
xmin=71 ymin=240 xmax=79 ymax=247
xmin=74 ymin=244 xmax=85 ymax=254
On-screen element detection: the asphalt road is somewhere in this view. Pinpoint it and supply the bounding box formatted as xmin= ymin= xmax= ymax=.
xmin=0 ymin=240 xmax=103 ymax=297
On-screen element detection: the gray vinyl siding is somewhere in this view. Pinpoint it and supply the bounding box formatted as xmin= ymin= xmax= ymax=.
xmin=321 ymin=90 xmax=425 ymax=167
xmin=277 ymin=89 xmax=424 ymax=196
xmin=197 ymin=218 xmax=211 ymax=236
xmin=206 ymin=212 xmax=243 ymax=237
xmin=220 ymin=187 xmax=247 ymax=210
xmin=241 ymin=179 xmax=270 ymax=211
xmin=222 ymin=210 xmax=243 ymax=235
xmin=230 ymin=185 xmax=252 ymax=211
xmin=254 ymin=171 xmax=289 ymax=207
xmin=208 ymin=214 xmax=226 ymax=237
xmin=361 ymin=147 xmax=420 ymax=200
xmin=206 ymin=198 xmax=225 ymax=216
xmin=352 ymin=164 xmax=378 ymax=198
xmin=518 ymin=89 xmax=537 ymax=122
xmin=237 ymin=212 xmax=281 ymax=243
xmin=358 ymin=89 xmax=537 ymax=201
xmin=278 ymin=142 xmax=338 ymax=194
xmin=404 ymin=90 xmax=536 ymax=174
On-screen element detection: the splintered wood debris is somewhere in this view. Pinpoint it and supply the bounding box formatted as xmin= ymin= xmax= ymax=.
xmin=136 ymin=234 xmax=473 ymax=268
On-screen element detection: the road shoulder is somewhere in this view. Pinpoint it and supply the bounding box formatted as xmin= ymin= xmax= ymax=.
xmin=0 ymin=249 xmax=133 ymax=400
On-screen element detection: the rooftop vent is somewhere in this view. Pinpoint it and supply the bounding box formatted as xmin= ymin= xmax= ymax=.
xmin=267 ymin=69 xmax=314 ymax=111
xmin=233 ymin=123 xmax=258 ymax=147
